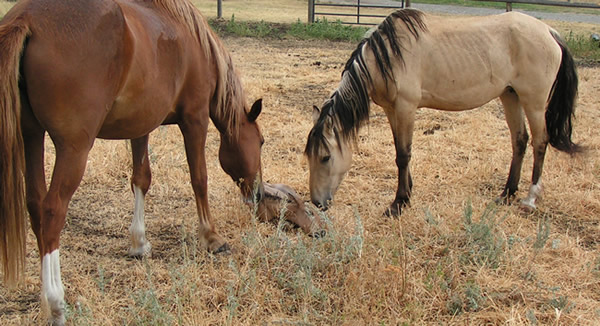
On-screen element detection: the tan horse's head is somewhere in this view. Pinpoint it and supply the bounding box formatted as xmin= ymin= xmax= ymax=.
xmin=306 ymin=105 xmax=353 ymax=210
xmin=219 ymin=99 xmax=265 ymax=204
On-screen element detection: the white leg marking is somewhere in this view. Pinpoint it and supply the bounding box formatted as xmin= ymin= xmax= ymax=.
xmin=129 ymin=185 xmax=151 ymax=257
xmin=521 ymin=181 xmax=543 ymax=211
xmin=41 ymin=250 xmax=65 ymax=326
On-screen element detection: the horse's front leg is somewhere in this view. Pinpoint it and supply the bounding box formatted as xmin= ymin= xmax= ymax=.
xmin=384 ymin=104 xmax=416 ymax=217
xmin=128 ymin=135 xmax=152 ymax=257
xmin=178 ymin=115 xmax=229 ymax=253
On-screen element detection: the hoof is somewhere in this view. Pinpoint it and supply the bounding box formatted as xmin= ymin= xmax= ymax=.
xmin=309 ymin=229 xmax=327 ymax=239
xmin=384 ymin=205 xmax=401 ymax=218
xmin=519 ymin=201 xmax=536 ymax=215
xmin=495 ymin=195 xmax=514 ymax=206
xmin=128 ymin=242 xmax=152 ymax=258
xmin=50 ymin=315 xmax=66 ymax=326
xmin=211 ymin=242 xmax=231 ymax=254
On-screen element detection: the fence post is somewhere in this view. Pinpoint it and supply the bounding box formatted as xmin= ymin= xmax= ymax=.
xmin=405 ymin=0 xmax=411 ymax=7
xmin=357 ymin=0 xmax=361 ymax=24
xmin=308 ymin=0 xmax=315 ymax=23
xmin=217 ymin=0 xmax=222 ymax=18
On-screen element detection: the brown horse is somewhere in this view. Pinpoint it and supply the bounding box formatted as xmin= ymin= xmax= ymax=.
xmin=0 ymin=0 xmax=264 ymax=324
xmin=306 ymin=9 xmax=579 ymax=216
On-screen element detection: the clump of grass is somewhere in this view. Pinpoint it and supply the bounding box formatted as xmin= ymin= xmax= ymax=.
xmin=288 ymin=18 xmax=368 ymax=42
xmin=222 ymin=14 xmax=275 ymax=38
xmin=210 ymin=16 xmax=368 ymax=42
xmin=224 ymin=205 xmax=363 ymax=324
xmin=460 ymin=202 xmax=505 ymax=269
xmin=127 ymin=259 xmax=173 ymax=325
xmin=565 ymin=32 xmax=600 ymax=62
xmin=446 ymin=281 xmax=486 ymax=315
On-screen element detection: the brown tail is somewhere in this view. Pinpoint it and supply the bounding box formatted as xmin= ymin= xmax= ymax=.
xmin=0 ymin=18 xmax=30 ymax=286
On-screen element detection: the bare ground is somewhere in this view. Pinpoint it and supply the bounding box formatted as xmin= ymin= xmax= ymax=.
xmin=0 ymin=34 xmax=599 ymax=325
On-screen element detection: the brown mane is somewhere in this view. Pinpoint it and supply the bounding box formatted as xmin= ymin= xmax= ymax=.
xmin=155 ymin=0 xmax=245 ymax=136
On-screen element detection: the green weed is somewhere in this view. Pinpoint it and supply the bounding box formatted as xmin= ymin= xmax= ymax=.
xmin=224 ymin=14 xmax=275 ymax=38
xmin=288 ymin=18 xmax=368 ymax=42
xmin=225 ymin=204 xmax=363 ymax=323
xmin=446 ymin=281 xmax=486 ymax=315
xmin=127 ymin=259 xmax=173 ymax=325
xmin=460 ymin=202 xmax=505 ymax=269
xmin=565 ymin=32 xmax=600 ymax=62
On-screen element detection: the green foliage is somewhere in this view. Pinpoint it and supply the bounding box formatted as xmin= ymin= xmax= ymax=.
xmin=565 ymin=32 xmax=600 ymax=62
xmin=224 ymin=206 xmax=363 ymax=323
xmin=288 ymin=19 xmax=368 ymax=42
xmin=127 ymin=259 xmax=174 ymax=325
xmin=460 ymin=202 xmax=505 ymax=269
xmin=210 ymin=16 xmax=368 ymax=42
xmin=446 ymin=281 xmax=486 ymax=315
xmin=223 ymin=14 xmax=275 ymax=38
xmin=526 ymin=309 xmax=538 ymax=325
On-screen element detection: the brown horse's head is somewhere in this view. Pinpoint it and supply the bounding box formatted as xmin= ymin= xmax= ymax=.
xmin=219 ymin=99 xmax=265 ymax=204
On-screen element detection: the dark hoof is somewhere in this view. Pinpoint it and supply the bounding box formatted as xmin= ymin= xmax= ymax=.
xmin=211 ymin=243 xmax=231 ymax=254
xmin=384 ymin=205 xmax=401 ymax=218
xmin=495 ymin=194 xmax=515 ymax=206
xmin=309 ymin=229 xmax=327 ymax=239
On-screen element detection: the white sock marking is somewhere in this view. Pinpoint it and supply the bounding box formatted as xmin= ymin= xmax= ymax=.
xmin=129 ymin=185 xmax=151 ymax=256
xmin=521 ymin=181 xmax=543 ymax=210
xmin=41 ymin=250 xmax=65 ymax=325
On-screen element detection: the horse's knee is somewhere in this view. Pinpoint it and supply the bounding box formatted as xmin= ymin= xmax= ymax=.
xmin=395 ymin=151 xmax=411 ymax=168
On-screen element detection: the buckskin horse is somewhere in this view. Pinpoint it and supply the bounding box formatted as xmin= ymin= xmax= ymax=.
xmin=305 ymin=9 xmax=579 ymax=216
xmin=0 ymin=0 xmax=265 ymax=324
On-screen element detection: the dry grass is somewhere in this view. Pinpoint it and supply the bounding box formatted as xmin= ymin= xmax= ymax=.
xmin=1 ymin=2 xmax=600 ymax=325
xmin=1 ymin=34 xmax=599 ymax=326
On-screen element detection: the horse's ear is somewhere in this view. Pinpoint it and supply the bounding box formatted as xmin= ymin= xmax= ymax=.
xmin=312 ymin=105 xmax=320 ymax=124
xmin=248 ymin=99 xmax=262 ymax=122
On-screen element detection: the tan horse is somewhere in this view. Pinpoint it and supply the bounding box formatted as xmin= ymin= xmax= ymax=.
xmin=306 ymin=9 xmax=579 ymax=216
xmin=0 ymin=0 xmax=265 ymax=324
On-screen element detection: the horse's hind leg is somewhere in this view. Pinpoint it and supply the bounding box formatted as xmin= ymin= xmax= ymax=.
xmin=520 ymin=105 xmax=549 ymax=213
xmin=128 ymin=135 xmax=152 ymax=257
xmin=178 ymin=116 xmax=229 ymax=253
xmin=22 ymin=100 xmax=47 ymax=253
xmin=38 ymin=141 xmax=92 ymax=325
xmin=498 ymin=89 xmax=529 ymax=203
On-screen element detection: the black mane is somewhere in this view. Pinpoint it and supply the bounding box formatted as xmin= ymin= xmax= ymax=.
xmin=305 ymin=9 xmax=427 ymax=157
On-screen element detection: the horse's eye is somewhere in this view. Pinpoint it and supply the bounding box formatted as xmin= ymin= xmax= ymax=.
xmin=321 ymin=155 xmax=331 ymax=163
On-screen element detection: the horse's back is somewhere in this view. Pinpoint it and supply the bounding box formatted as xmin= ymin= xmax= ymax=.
xmin=413 ymin=12 xmax=562 ymax=110
xmin=17 ymin=0 xmax=206 ymax=141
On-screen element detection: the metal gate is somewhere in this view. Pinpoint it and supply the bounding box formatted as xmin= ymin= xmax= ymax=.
xmin=308 ymin=0 xmax=405 ymax=25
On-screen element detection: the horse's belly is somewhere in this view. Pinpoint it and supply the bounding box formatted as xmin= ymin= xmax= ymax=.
xmin=419 ymin=77 xmax=506 ymax=111
xmin=97 ymin=96 xmax=173 ymax=139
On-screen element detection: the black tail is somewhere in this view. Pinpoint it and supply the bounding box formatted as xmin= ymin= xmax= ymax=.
xmin=546 ymin=31 xmax=580 ymax=154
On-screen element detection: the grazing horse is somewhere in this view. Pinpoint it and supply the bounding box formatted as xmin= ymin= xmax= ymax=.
xmin=305 ymin=9 xmax=579 ymax=216
xmin=0 ymin=0 xmax=264 ymax=324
